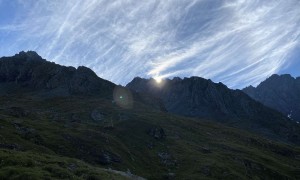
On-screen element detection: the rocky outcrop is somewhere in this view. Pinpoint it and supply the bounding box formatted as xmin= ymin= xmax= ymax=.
xmin=157 ymin=152 xmax=176 ymax=167
xmin=147 ymin=127 xmax=166 ymax=140
xmin=90 ymin=109 xmax=105 ymax=121
xmin=0 ymin=143 xmax=22 ymax=151
xmin=243 ymin=74 xmax=300 ymax=123
xmin=98 ymin=150 xmax=122 ymax=165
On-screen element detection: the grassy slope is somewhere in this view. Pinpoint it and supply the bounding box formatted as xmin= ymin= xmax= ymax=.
xmin=0 ymin=149 xmax=130 ymax=180
xmin=0 ymin=94 xmax=299 ymax=179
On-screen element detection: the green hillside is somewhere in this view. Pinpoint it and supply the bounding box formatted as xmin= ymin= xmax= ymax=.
xmin=0 ymin=94 xmax=299 ymax=179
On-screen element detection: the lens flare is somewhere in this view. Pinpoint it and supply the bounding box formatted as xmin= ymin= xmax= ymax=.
xmin=113 ymin=86 xmax=133 ymax=109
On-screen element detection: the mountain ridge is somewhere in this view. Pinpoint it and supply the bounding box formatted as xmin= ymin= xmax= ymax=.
xmin=127 ymin=76 xmax=300 ymax=144
xmin=243 ymin=74 xmax=300 ymax=123
xmin=0 ymin=51 xmax=166 ymax=112
xmin=0 ymin=51 xmax=115 ymax=96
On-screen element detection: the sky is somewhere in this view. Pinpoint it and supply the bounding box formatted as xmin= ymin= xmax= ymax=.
xmin=0 ymin=0 xmax=299 ymax=89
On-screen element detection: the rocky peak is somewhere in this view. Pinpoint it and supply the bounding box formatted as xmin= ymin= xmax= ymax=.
xmin=0 ymin=52 xmax=115 ymax=96
xmin=171 ymin=77 xmax=182 ymax=81
xmin=269 ymin=74 xmax=293 ymax=80
xmin=243 ymin=85 xmax=256 ymax=95
xmin=77 ymin=66 xmax=97 ymax=76
xmin=243 ymin=74 xmax=300 ymax=123
xmin=14 ymin=51 xmax=44 ymax=62
xmin=259 ymin=74 xmax=295 ymax=89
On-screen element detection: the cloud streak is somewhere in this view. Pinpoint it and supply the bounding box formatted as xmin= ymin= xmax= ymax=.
xmin=0 ymin=0 xmax=299 ymax=88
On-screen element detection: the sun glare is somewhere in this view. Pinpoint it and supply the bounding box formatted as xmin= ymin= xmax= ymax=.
xmin=154 ymin=77 xmax=162 ymax=83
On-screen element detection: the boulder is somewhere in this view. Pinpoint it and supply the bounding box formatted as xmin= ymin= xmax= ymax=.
xmin=147 ymin=127 xmax=166 ymax=140
xmin=98 ymin=150 xmax=122 ymax=165
xmin=90 ymin=109 xmax=105 ymax=121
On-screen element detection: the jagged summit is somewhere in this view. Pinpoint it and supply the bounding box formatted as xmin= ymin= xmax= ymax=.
xmin=13 ymin=51 xmax=45 ymax=61
xmin=0 ymin=51 xmax=115 ymax=96
xmin=269 ymin=74 xmax=295 ymax=79
xmin=257 ymin=74 xmax=296 ymax=87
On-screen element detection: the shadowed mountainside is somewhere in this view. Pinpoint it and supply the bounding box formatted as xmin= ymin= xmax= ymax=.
xmin=127 ymin=77 xmax=300 ymax=144
xmin=243 ymin=74 xmax=300 ymax=123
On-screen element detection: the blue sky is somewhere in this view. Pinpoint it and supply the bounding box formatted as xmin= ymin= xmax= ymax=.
xmin=0 ymin=0 xmax=299 ymax=88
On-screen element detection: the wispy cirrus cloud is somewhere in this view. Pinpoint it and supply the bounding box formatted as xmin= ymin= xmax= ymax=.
xmin=0 ymin=0 xmax=299 ymax=88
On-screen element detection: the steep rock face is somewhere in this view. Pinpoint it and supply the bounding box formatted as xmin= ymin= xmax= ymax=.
xmin=243 ymin=74 xmax=300 ymax=122
xmin=127 ymin=77 xmax=300 ymax=144
xmin=0 ymin=51 xmax=115 ymax=96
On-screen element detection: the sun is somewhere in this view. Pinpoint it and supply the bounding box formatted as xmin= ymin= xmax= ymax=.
xmin=154 ymin=76 xmax=162 ymax=83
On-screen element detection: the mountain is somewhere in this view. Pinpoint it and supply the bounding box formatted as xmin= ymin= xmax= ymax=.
xmin=126 ymin=77 xmax=300 ymax=144
xmin=0 ymin=52 xmax=299 ymax=179
xmin=243 ymin=74 xmax=300 ymax=123
xmin=0 ymin=51 xmax=164 ymax=111
xmin=0 ymin=51 xmax=115 ymax=97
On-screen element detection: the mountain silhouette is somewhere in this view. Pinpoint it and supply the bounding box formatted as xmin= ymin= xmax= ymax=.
xmin=127 ymin=76 xmax=300 ymax=144
xmin=0 ymin=51 xmax=114 ymax=96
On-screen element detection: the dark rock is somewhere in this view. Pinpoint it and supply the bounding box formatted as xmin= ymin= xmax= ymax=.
xmin=147 ymin=127 xmax=166 ymax=140
xmin=15 ymin=51 xmax=44 ymax=62
xmin=158 ymin=152 xmax=176 ymax=167
xmin=70 ymin=113 xmax=80 ymax=123
xmin=0 ymin=143 xmax=22 ymax=150
xmin=90 ymin=109 xmax=105 ymax=121
xmin=163 ymin=173 xmax=176 ymax=180
xmin=98 ymin=150 xmax=122 ymax=165
xmin=67 ymin=163 xmax=77 ymax=171
xmin=198 ymin=146 xmax=212 ymax=154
